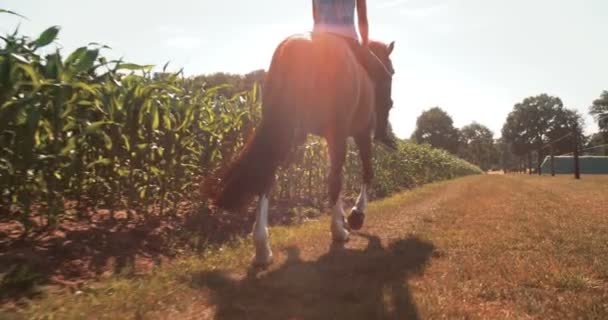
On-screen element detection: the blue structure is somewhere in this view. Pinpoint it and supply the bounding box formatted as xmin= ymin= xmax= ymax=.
xmin=540 ymin=156 xmax=608 ymax=174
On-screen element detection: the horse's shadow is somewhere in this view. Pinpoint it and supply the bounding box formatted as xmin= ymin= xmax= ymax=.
xmin=187 ymin=234 xmax=435 ymax=320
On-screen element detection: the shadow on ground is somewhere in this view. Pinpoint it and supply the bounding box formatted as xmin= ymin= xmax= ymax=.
xmin=187 ymin=234 xmax=435 ymax=320
xmin=0 ymin=201 xmax=322 ymax=306
xmin=0 ymin=206 xmax=254 ymax=305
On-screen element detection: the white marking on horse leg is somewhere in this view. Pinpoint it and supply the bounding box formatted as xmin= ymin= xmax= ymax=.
xmin=252 ymin=194 xmax=273 ymax=266
xmin=331 ymin=197 xmax=349 ymax=242
xmin=353 ymin=184 xmax=368 ymax=213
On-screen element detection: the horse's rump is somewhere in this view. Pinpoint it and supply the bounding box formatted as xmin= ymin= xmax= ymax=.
xmin=263 ymin=33 xmax=375 ymax=136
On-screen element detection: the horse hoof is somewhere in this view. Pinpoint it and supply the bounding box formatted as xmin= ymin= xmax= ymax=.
xmin=343 ymin=216 xmax=352 ymax=231
xmin=332 ymin=232 xmax=350 ymax=243
xmin=252 ymin=253 xmax=273 ymax=267
xmin=332 ymin=228 xmax=350 ymax=243
xmin=348 ymin=209 xmax=365 ymax=231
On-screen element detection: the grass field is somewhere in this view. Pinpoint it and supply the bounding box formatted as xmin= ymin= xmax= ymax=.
xmin=4 ymin=174 xmax=608 ymax=319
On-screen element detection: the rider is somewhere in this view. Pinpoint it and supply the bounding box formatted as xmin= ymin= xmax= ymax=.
xmin=312 ymin=0 xmax=396 ymax=149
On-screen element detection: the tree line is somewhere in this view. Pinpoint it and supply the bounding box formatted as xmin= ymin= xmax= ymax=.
xmin=411 ymin=107 xmax=498 ymax=171
xmin=409 ymin=92 xmax=608 ymax=172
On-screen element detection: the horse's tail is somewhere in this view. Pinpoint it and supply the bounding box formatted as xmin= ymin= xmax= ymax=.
xmin=211 ymin=116 xmax=294 ymax=211
xmin=210 ymin=53 xmax=295 ymax=211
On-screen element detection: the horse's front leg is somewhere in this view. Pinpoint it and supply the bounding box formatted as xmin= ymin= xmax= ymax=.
xmin=348 ymin=133 xmax=373 ymax=230
xmin=327 ymin=136 xmax=349 ymax=242
xmin=252 ymin=194 xmax=273 ymax=266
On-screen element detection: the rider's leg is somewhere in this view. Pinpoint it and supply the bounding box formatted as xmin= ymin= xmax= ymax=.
xmin=343 ymin=38 xmax=396 ymax=149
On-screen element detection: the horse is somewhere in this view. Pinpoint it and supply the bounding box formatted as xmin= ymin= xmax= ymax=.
xmin=209 ymin=33 xmax=395 ymax=266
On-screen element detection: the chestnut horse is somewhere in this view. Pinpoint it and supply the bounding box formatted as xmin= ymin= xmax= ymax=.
xmin=210 ymin=33 xmax=395 ymax=265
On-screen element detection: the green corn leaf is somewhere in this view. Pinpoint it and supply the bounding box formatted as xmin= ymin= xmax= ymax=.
xmin=14 ymin=106 xmax=28 ymax=125
xmin=151 ymin=107 xmax=159 ymax=130
xmin=33 ymin=26 xmax=60 ymax=48
xmin=60 ymin=137 xmax=77 ymax=156
xmin=121 ymin=134 xmax=131 ymax=151
xmin=150 ymin=166 xmax=162 ymax=176
xmin=85 ymin=121 xmax=114 ymax=134
xmin=73 ymin=49 xmax=99 ymax=74
xmin=62 ymin=121 xmax=77 ymax=132
xmin=102 ymin=132 xmax=113 ymax=150
xmin=117 ymin=63 xmax=154 ymax=71
xmin=70 ymin=82 xmax=100 ymax=95
xmin=13 ymin=63 xmax=41 ymax=88
xmin=175 ymin=108 xmax=193 ymax=131
xmin=117 ymin=168 xmax=130 ymax=177
xmin=88 ymin=42 xmax=112 ymax=50
xmin=204 ymin=84 xmax=231 ymax=97
xmin=0 ymin=9 xmax=27 ymax=19
xmin=38 ymin=119 xmax=54 ymax=141
xmin=45 ymin=52 xmax=63 ymax=79
xmin=10 ymin=53 xmax=29 ymax=64
xmin=162 ymin=113 xmax=172 ymax=130
xmin=141 ymin=83 xmax=181 ymax=94
xmin=65 ymin=47 xmax=87 ymax=66
xmin=86 ymin=158 xmax=112 ymax=169
xmin=0 ymin=158 xmax=15 ymax=175
xmin=60 ymin=103 xmax=75 ymax=119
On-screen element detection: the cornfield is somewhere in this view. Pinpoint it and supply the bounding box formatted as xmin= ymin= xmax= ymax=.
xmin=0 ymin=22 xmax=481 ymax=235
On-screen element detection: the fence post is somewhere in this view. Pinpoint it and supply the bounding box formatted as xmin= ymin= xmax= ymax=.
xmin=537 ymin=149 xmax=542 ymax=176
xmin=550 ymin=144 xmax=555 ymax=176
xmin=528 ymin=152 xmax=532 ymax=175
xmin=573 ymin=123 xmax=581 ymax=180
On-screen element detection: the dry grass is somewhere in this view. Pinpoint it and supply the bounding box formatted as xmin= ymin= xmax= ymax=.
xmin=409 ymin=175 xmax=608 ymax=319
xmin=3 ymin=175 xmax=608 ymax=319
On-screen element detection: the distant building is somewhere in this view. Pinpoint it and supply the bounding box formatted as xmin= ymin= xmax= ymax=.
xmin=540 ymin=156 xmax=608 ymax=174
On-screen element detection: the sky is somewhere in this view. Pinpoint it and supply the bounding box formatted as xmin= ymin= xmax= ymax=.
xmin=2 ymin=0 xmax=607 ymax=138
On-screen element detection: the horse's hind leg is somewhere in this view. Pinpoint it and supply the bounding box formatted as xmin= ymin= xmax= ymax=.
xmin=252 ymin=194 xmax=273 ymax=266
xmin=348 ymin=133 xmax=373 ymax=230
xmin=327 ymin=136 xmax=349 ymax=242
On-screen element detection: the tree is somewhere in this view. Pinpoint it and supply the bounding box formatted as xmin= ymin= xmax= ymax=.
xmin=458 ymin=122 xmax=495 ymax=171
xmin=586 ymin=133 xmax=608 ymax=156
xmin=494 ymin=138 xmax=519 ymax=172
xmin=590 ymin=90 xmax=608 ymax=134
xmin=501 ymin=94 xmax=578 ymax=174
xmin=190 ymin=69 xmax=266 ymax=97
xmin=411 ymin=107 xmax=460 ymax=153
xmin=547 ymin=108 xmax=584 ymax=155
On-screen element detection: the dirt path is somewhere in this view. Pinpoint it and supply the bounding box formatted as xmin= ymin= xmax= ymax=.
xmin=8 ymin=175 xmax=608 ymax=319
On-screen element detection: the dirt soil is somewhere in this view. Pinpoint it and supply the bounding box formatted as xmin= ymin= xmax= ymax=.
xmin=0 ymin=200 xmax=296 ymax=305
